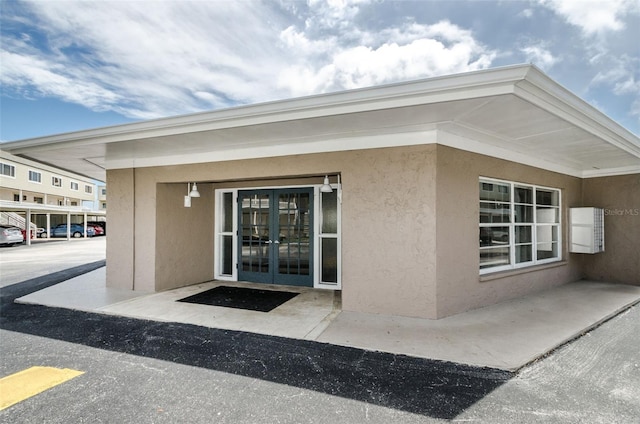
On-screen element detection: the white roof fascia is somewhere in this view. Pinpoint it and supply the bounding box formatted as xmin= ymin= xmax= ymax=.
xmin=1 ymin=65 xmax=530 ymax=152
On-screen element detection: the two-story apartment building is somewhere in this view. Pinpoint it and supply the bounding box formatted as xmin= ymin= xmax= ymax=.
xmin=0 ymin=150 xmax=104 ymax=235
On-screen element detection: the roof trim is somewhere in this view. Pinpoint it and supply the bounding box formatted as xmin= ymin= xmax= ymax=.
xmin=2 ymin=64 xmax=531 ymax=150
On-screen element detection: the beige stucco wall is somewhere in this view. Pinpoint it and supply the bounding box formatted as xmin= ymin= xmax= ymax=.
xmin=581 ymin=174 xmax=640 ymax=284
xmin=434 ymin=145 xmax=584 ymax=318
xmin=107 ymin=142 xmax=635 ymax=320
xmin=155 ymin=182 xmax=215 ymax=291
xmin=106 ymin=144 xmax=439 ymax=318
xmin=106 ymin=169 xmax=135 ymax=290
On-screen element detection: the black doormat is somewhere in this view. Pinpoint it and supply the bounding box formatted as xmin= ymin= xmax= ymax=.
xmin=177 ymin=285 xmax=299 ymax=312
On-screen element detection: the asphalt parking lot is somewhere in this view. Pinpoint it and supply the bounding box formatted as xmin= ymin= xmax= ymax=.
xmin=1 ymin=240 xmax=638 ymax=422
xmin=0 ymin=237 xmax=106 ymax=287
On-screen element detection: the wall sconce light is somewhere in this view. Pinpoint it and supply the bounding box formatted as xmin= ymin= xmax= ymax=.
xmin=189 ymin=183 xmax=200 ymax=198
xmin=184 ymin=182 xmax=200 ymax=207
xmin=320 ymin=175 xmax=333 ymax=193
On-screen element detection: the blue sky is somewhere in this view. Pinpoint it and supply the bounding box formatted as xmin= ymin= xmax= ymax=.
xmin=1 ymin=0 xmax=639 ymax=142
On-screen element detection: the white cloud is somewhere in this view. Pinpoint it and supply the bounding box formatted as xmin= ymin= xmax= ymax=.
xmin=1 ymin=1 xmax=498 ymax=119
xmin=520 ymin=45 xmax=559 ymax=70
xmin=278 ymin=20 xmax=496 ymax=96
xmin=2 ymin=2 xmax=288 ymax=119
xmin=538 ymin=0 xmax=639 ymax=36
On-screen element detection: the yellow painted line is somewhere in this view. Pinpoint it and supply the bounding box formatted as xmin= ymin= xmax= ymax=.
xmin=0 ymin=366 xmax=84 ymax=410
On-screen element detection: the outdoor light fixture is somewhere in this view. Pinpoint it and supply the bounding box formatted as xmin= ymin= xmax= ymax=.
xmin=184 ymin=182 xmax=201 ymax=207
xmin=189 ymin=183 xmax=201 ymax=198
xmin=320 ymin=175 xmax=333 ymax=193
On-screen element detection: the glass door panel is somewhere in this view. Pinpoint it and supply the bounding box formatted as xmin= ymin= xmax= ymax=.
xmin=239 ymin=191 xmax=272 ymax=283
xmin=237 ymin=188 xmax=313 ymax=286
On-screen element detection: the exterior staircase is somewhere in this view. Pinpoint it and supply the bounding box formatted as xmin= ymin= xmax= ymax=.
xmin=0 ymin=211 xmax=37 ymax=231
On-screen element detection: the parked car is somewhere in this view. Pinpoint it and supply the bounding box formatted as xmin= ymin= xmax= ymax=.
xmin=0 ymin=225 xmax=24 ymax=246
xmin=84 ymin=223 xmax=105 ymax=236
xmin=86 ymin=221 xmax=106 ymax=235
xmin=50 ymin=224 xmax=95 ymax=238
xmin=37 ymin=227 xmax=47 ymax=238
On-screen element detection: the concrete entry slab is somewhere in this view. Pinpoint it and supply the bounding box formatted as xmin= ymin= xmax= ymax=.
xmin=316 ymin=280 xmax=640 ymax=370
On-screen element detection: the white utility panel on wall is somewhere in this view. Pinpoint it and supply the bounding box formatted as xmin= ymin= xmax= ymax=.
xmin=570 ymin=207 xmax=605 ymax=254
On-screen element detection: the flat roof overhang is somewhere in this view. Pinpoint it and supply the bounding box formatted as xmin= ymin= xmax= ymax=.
xmin=2 ymin=64 xmax=639 ymax=181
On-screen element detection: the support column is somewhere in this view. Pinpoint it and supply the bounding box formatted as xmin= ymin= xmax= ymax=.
xmin=26 ymin=209 xmax=32 ymax=246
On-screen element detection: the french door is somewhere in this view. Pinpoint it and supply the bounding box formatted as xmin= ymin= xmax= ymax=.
xmin=238 ymin=188 xmax=314 ymax=286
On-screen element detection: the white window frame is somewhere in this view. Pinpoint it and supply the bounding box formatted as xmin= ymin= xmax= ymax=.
xmin=314 ymin=184 xmax=342 ymax=289
xmin=1 ymin=162 xmax=15 ymax=178
xmin=70 ymin=181 xmax=79 ymax=190
xmin=52 ymin=176 xmax=63 ymax=188
xmin=85 ymin=185 xmax=93 ymax=194
xmin=479 ymin=177 xmax=562 ymax=275
xmin=214 ymin=189 xmax=238 ymax=282
xmin=28 ymin=170 xmax=42 ymax=183
xmin=213 ymin=184 xmax=342 ymax=290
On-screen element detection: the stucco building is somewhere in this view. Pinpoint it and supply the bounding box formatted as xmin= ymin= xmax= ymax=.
xmin=3 ymin=65 xmax=639 ymax=319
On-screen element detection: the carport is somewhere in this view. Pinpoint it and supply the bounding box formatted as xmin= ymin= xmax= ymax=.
xmin=0 ymin=200 xmax=105 ymax=245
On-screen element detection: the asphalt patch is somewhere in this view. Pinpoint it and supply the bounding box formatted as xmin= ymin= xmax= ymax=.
xmin=0 ymin=267 xmax=513 ymax=419
xmin=177 ymin=285 xmax=298 ymax=312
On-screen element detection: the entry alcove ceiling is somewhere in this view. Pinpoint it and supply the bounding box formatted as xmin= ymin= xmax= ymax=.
xmin=3 ymin=64 xmax=639 ymax=182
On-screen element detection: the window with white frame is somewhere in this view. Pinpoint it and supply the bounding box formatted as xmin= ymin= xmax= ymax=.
xmin=318 ymin=189 xmax=340 ymax=285
xmin=70 ymin=181 xmax=79 ymax=190
xmin=85 ymin=185 xmax=93 ymax=194
xmin=29 ymin=170 xmax=42 ymax=183
xmin=52 ymin=176 xmax=62 ymax=187
xmin=1 ymin=162 xmax=15 ymax=178
xmin=479 ymin=178 xmax=561 ymax=273
xmin=216 ymin=191 xmax=235 ymax=278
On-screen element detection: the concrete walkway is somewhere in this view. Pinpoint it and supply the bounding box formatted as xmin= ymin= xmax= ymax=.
xmin=16 ymin=266 xmax=640 ymax=371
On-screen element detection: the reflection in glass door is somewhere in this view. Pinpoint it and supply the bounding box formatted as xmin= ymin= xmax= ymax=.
xmin=238 ymin=188 xmax=313 ymax=286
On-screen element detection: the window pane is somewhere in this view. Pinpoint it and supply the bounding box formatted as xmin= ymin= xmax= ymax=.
xmin=536 ymin=189 xmax=559 ymax=206
xmin=322 ymin=191 xmax=338 ymax=234
xmin=515 ymin=205 xmax=533 ymax=222
xmin=222 ymin=192 xmax=233 ymax=232
xmin=515 ymin=225 xmax=532 ymax=243
xmin=537 ymin=243 xmax=558 ymax=260
xmin=536 ymin=207 xmax=558 ymax=223
xmin=321 ymin=238 xmax=338 ymax=283
xmin=479 ymin=181 xmax=510 ymax=202
xmin=536 ymin=225 xmax=558 ymax=250
xmin=221 ymin=235 xmax=233 ymax=275
xmin=514 ymin=186 xmax=533 ymax=204
xmin=479 ymin=202 xmax=510 ymax=223
xmin=515 ymin=244 xmax=533 ymax=263
xmin=479 ymin=226 xmax=509 ymax=246
xmin=480 ymin=247 xmax=510 ymax=269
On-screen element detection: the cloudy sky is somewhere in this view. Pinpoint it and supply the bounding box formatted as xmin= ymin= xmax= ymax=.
xmin=1 ymin=0 xmax=639 ymax=141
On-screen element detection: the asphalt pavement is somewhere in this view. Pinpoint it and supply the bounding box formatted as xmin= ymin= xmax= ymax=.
xmin=0 ymin=237 xmax=106 ymax=287
xmin=1 ymin=239 xmax=638 ymax=422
